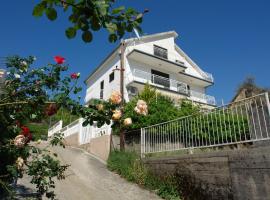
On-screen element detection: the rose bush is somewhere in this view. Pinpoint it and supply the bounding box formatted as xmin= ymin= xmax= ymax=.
xmin=0 ymin=55 xmax=147 ymax=199
xmin=0 ymin=55 xmax=83 ymax=199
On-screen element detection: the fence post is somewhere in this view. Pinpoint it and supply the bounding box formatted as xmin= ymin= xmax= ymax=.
xmin=141 ymin=128 xmax=145 ymax=158
xmin=265 ymin=92 xmax=270 ymax=117
xmin=78 ymin=118 xmax=83 ymax=145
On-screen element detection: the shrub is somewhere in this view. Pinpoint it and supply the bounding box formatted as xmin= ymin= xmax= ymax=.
xmin=117 ymin=84 xmax=200 ymax=133
xmin=107 ymin=150 xmax=181 ymax=200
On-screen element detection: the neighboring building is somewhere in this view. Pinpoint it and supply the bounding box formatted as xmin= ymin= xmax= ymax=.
xmin=231 ymin=77 xmax=269 ymax=103
xmin=84 ymin=31 xmax=216 ymax=108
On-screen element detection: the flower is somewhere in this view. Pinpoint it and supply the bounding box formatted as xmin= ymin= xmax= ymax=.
xmin=16 ymin=157 xmax=24 ymax=170
xmin=110 ymin=91 xmax=122 ymax=104
xmin=123 ymin=118 xmax=132 ymax=126
xmin=20 ymin=61 xmax=27 ymax=67
xmin=45 ymin=103 xmax=58 ymax=116
xmin=134 ymin=100 xmax=148 ymax=116
xmin=14 ymin=135 xmax=26 ymax=148
xmin=21 ymin=126 xmax=30 ymax=135
xmin=36 ymin=139 xmax=42 ymax=144
xmin=112 ymin=110 xmax=122 ymax=120
xmin=96 ymin=104 xmax=104 ymax=111
xmin=14 ymin=74 xmax=20 ymax=79
xmin=54 ymin=56 xmax=65 ymax=64
xmin=70 ymin=72 xmax=80 ymax=79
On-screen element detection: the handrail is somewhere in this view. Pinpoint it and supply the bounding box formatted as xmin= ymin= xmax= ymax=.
xmin=131 ymin=69 xmax=215 ymax=105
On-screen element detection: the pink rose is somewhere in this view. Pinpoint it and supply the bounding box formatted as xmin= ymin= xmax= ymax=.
xmin=14 ymin=135 xmax=26 ymax=148
xmin=112 ymin=110 xmax=122 ymax=121
xmin=110 ymin=91 xmax=122 ymax=104
xmin=134 ymin=100 xmax=148 ymax=116
xmin=123 ymin=118 xmax=132 ymax=126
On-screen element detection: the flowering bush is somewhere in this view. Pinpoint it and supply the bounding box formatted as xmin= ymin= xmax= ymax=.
xmin=0 ymin=55 xmax=82 ymax=199
xmin=0 ymin=55 xmax=148 ymax=198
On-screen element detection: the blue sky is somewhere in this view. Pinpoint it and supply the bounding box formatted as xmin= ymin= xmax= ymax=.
xmin=0 ymin=0 xmax=269 ymax=104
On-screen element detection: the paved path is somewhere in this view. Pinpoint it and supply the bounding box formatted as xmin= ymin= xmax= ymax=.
xmin=18 ymin=146 xmax=161 ymax=200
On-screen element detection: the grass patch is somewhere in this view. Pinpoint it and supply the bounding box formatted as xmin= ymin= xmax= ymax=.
xmin=107 ymin=150 xmax=181 ymax=200
xmin=27 ymin=122 xmax=49 ymax=140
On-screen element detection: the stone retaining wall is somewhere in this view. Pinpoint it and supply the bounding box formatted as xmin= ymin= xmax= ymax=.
xmin=144 ymin=146 xmax=270 ymax=200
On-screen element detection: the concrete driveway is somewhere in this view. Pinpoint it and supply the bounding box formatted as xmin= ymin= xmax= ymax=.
xmin=18 ymin=145 xmax=161 ymax=200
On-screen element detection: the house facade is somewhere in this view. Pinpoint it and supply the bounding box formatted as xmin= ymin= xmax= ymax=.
xmin=85 ymin=31 xmax=216 ymax=107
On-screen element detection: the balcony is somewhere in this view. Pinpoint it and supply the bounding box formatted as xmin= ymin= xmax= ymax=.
xmin=127 ymin=49 xmax=187 ymax=74
xmin=127 ymin=69 xmax=216 ymax=105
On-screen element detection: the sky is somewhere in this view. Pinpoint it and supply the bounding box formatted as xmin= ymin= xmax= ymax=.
xmin=0 ymin=0 xmax=269 ymax=105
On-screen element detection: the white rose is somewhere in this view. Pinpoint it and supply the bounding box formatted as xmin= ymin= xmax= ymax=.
xmin=14 ymin=74 xmax=20 ymax=79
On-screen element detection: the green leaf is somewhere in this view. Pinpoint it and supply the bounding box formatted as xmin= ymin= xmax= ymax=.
xmin=136 ymin=13 xmax=143 ymax=23
xmin=32 ymin=3 xmax=46 ymax=17
xmin=82 ymin=31 xmax=93 ymax=43
xmin=91 ymin=19 xmax=101 ymax=31
xmin=109 ymin=34 xmax=117 ymax=43
xmin=46 ymin=8 xmax=57 ymax=21
xmin=105 ymin=22 xmax=117 ymax=34
xmin=65 ymin=27 xmax=77 ymax=39
xmin=126 ymin=23 xmax=133 ymax=32
xmin=112 ymin=6 xmax=125 ymax=14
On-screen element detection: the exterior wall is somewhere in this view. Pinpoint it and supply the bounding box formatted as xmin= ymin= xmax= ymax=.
xmin=85 ymin=54 xmax=121 ymax=103
xmin=85 ymin=32 xmax=214 ymax=105
xmin=81 ymin=135 xmax=111 ymax=162
xmin=144 ymin=146 xmax=270 ymax=200
xmin=64 ymin=133 xmax=79 ymax=147
xmin=125 ymin=37 xmax=204 ymax=79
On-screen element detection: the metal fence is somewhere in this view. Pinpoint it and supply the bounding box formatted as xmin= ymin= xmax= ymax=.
xmin=141 ymin=92 xmax=270 ymax=157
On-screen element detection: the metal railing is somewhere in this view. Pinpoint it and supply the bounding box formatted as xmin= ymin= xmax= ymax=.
xmin=190 ymin=90 xmax=216 ymax=105
xmin=203 ymin=71 xmax=214 ymax=82
xmin=141 ymin=92 xmax=270 ymax=157
xmin=48 ymin=120 xmax=63 ymax=137
xmin=131 ymin=69 xmax=216 ymax=105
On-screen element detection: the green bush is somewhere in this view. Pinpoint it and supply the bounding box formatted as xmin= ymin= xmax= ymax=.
xmin=117 ymin=84 xmax=199 ymax=133
xmin=107 ymin=150 xmax=181 ymax=200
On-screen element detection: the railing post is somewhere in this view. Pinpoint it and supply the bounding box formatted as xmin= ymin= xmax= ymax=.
xmin=265 ymin=92 xmax=270 ymax=117
xmin=78 ymin=118 xmax=83 ymax=145
xmin=141 ymin=128 xmax=145 ymax=158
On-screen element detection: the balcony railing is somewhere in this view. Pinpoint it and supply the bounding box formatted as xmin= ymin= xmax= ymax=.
xmin=203 ymin=71 xmax=214 ymax=82
xmin=130 ymin=69 xmax=216 ymax=105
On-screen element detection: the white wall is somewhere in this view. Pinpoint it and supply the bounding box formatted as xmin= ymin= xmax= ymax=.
xmin=85 ymin=32 xmax=213 ymax=104
xmin=125 ymin=36 xmax=205 ymax=80
xmin=85 ymin=53 xmax=121 ymax=103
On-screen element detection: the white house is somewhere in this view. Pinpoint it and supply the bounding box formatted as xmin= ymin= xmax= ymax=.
xmin=84 ymin=31 xmax=216 ymax=107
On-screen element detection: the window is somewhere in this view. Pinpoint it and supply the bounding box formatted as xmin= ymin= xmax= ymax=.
xmin=187 ymin=85 xmax=191 ymax=96
xmin=151 ymin=69 xmax=170 ymax=88
xmin=177 ymin=83 xmax=188 ymax=94
xmin=100 ymin=81 xmax=104 ymax=99
xmin=109 ymin=71 xmax=114 ymax=82
xmin=154 ymin=45 xmax=168 ymax=59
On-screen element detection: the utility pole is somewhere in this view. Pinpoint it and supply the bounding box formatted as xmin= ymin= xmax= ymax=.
xmin=119 ymin=40 xmax=126 ymax=151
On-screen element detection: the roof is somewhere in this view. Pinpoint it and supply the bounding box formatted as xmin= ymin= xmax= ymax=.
xmin=84 ymin=31 xmax=178 ymax=84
